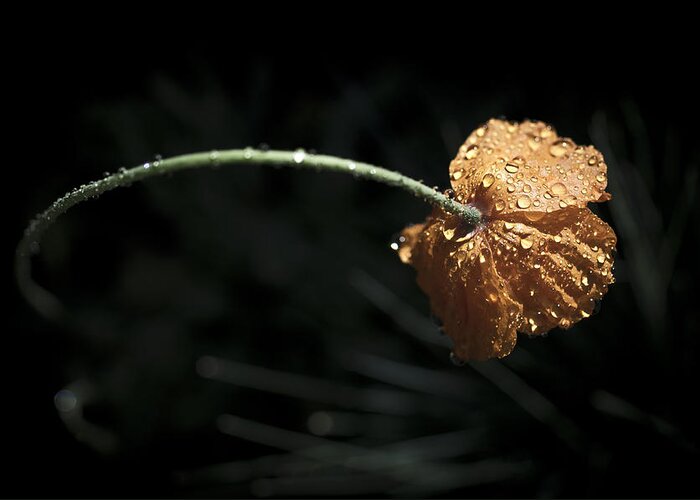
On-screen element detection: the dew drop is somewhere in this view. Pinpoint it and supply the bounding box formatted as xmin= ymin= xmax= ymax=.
xmin=494 ymin=199 xmax=506 ymax=211
xmin=549 ymin=139 xmax=570 ymax=157
xmin=528 ymin=136 xmax=542 ymax=150
xmin=507 ymin=185 xmax=515 ymax=193
xmin=551 ymin=182 xmax=567 ymax=196
xmin=143 ymin=162 xmax=151 ymax=170
xmin=243 ymin=147 xmax=254 ymax=159
xmin=520 ymin=236 xmax=534 ymax=249
xmin=596 ymin=173 xmax=606 ymax=183
xmin=443 ymin=228 xmax=455 ymax=240
xmin=505 ymin=163 xmax=519 ymax=173
xmin=293 ymin=148 xmax=306 ymax=164
xmin=532 ymin=199 xmax=541 ymax=207
xmin=482 ymin=173 xmax=495 ymax=188
xmin=582 ymin=275 xmax=589 ymax=286
xmin=479 ymin=253 xmax=486 ymax=264
xmin=523 ymin=184 xmax=532 ymax=193
xmin=389 ymin=234 xmax=406 ymax=252
xmin=54 ymin=389 xmax=77 ymax=412
xmin=465 ymin=144 xmax=479 ymax=159
xmin=452 ymin=169 xmax=464 ymax=180
xmin=516 ymin=196 xmax=531 ymax=209
xmin=553 ymin=235 xmax=562 ymax=243
xmin=559 ymin=200 xmax=568 ymax=208
xmin=588 ymin=155 xmax=597 ymax=165
xmin=504 ymin=221 xmax=515 ymax=230
xmin=476 ymin=124 xmax=487 ymax=137
xmin=597 ymin=254 xmax=606 ymax=264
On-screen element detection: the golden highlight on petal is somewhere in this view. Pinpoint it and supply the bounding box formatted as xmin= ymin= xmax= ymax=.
xmin=399 ymin=119 xmax=617 ymax=361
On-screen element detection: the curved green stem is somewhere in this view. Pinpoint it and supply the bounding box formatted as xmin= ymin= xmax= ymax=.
xmin=15 ymin=148 xmax=482 ymax=320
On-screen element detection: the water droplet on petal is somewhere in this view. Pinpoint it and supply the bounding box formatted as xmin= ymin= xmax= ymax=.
xmin=528 ymin=136 xmax=542 ymax=150
xmin=465 ymin=144 xmax=479 ymax=159
xmin=452 ymin=169 xmax=464 ymax=180
xmin=520 ymin=236 xmax=534 ymax=249
xmin=505 ymin=163 xmax=519 ymax=173
xmin=479 ymin=253 xmax=486 ymax=263
xmin=549 ymin=139 xmax=570 ymax=157
xmin=551 ymin=182 xmax=567 ymax=196
xmin=494 ymin=199 xmax=506 ymax=211
xmin=596 ymin=173 xmax=606 ymax=183
xmin=443 ymin=228 xmax=455 ymax=240
xmin=516 ymin=196 xmax=531 ymax=209
xmin=597 ymin=254 xmax=606 ymax=264
xmin=482 ymin=173 xmax=495 ymax=188
xmin=588 ymin=155 xmax=598 ymax=165
xmin=504 ymin=221 xmax=515 ymax=230
xmin=559 ymin=200 xmax=568 ymax=208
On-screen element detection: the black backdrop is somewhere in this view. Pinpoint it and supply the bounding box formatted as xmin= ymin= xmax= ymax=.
xmin=7 ymin=39 xmax=700 ymax=498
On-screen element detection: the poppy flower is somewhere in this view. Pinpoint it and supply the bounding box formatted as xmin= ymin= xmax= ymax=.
xmin=398 ymin=119 xmax=616 ymax=361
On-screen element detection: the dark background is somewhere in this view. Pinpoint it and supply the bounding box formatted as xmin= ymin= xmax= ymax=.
xmin=7 ymin=39 xmax=700 ymax=498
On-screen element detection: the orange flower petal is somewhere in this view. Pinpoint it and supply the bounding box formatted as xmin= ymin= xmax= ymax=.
xmin=400 ymin=207 xmax=616 ymax=360
xmin=448 ymin=119 xmax=611 ymax=217
xmin=400 ymin=210 xmax=519 ymax=360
